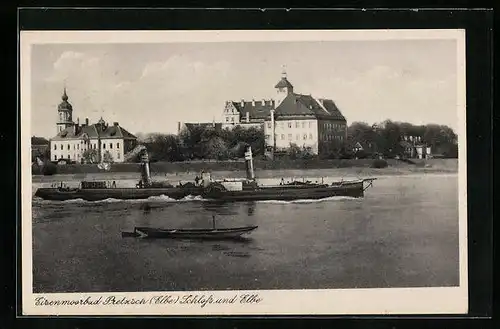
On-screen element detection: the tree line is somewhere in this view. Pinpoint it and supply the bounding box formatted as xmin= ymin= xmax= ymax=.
xmin=139 ymin=120 xmax=458 ymax=162
xmin=31 ymin=120 xmax=458 ymax=164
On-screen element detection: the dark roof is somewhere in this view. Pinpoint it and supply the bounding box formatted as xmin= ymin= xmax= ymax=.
xmin=51 ymin=122 xmax=137 ymax=141
xmin=274 ymin=93 xmax=346 ymax=121
xmin=232 ymin=100 xmax=274 ymax=120
xmin=184 ymin=122 xmax=222 ymax=132
xmin=274 ymin=77 xmax=294 ymax=89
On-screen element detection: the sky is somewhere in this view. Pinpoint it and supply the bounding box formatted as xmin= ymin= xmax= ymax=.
xmin=30 ymin=39 xmax=459 ymax=139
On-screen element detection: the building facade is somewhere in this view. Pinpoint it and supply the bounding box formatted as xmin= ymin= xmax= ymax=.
xmin=222 ymin=71 xmax=347 ymax=155
xmin=49 ymin=89 xmax=138 ymax=163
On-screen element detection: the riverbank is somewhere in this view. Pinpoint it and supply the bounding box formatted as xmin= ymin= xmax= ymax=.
xmin=32 ymin=158 xmax=458 ymax=176
xmin=31 ymin=159 xmax=458 ymax=185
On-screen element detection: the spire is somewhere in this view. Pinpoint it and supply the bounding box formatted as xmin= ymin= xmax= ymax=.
xmin=62 ymin=86 xmax=68 ymax=101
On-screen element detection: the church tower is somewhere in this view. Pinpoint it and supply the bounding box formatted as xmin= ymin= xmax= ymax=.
xmin=56 ymin=87 xmax=74 ymax=133
xmin=274 ymin=66 xmax=294 ymax=106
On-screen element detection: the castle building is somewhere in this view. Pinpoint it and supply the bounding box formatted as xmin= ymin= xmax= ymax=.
xmin=49 ymin=88 xmax=138 ymax=163
xmin=221 ymin=70 xmax=348 ymax=155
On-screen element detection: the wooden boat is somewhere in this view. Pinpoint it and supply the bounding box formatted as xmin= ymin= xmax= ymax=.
xmin=122 ymin=225 xmax=258 ymax=240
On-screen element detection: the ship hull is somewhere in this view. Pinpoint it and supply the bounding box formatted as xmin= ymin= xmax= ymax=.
xmin=34 ymin=182 xmax=365 ymax=202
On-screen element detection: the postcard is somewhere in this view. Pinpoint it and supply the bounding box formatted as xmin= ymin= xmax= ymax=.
xmin=21 ymin=29 xmax=467 ymax=315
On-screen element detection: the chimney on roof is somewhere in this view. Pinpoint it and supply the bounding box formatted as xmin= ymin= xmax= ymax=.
xmin=262 ymin=99 xmax=265 ymax=106
xmin=178 ymin=122 xmax=181 ymax=134
xmin=246 ymin=112 xmax=250 ymax=123
xmin=113 ymin=122 xmax=118 ymax=126
xmin=241 ymin=99 xmax=245 ymax=107
xmin=252 ymin=99 xmax=255 ymax=106
xmin=85 ymin=118 xmax=89 ymax=126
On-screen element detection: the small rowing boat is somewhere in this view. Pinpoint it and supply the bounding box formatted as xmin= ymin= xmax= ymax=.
xmin=122 ymin=225 xmax=258 ymax=240
xmin=122 ymin=215 xmax=257 ymax=240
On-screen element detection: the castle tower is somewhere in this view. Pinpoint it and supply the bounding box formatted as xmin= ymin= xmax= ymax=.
xmin=56 ymin=87 xmax=74 ymax=133
xmin=274 ymin=66 xmax=294 ymax=106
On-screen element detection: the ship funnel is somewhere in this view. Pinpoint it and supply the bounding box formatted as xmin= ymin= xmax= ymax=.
xmin=244 ymin=146 xmax=255 ymax=181
xmin=140 ymin=150 xmax=152 ymax=187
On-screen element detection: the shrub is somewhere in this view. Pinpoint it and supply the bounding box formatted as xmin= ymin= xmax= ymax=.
xmin=41 ymin=162 xmax=58 ymax=175
xmin=371 ymin=159 xmax=388 ymax=168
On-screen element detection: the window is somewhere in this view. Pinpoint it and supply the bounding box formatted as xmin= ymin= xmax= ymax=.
xmin=60 ymin=145 xmax=63 ymax=150
xmin=309 ymin=122 xmax=312 ymax=128
xmin=103 ymin=143 xmax=106 ymax=149
xmin=73 ymin=144 xmax=75 ymax=150
xmin=303 ymin=134 xmax=307 ymax=140
xmin=231 ymin=117 xmax=235 ymax=122
xmin=68 ymin=154 xmax=70 ymax=159
xmin=309 ymin=133 xmax=313 ymax=139
xmin=281 ymin=134 xmax=285 ymax=140
xmin=110 ymin=143 xmax=113 ymax=149
xmin=117 ymin=153 xmax=120 ymax=159
xmin=265 ymin=134 xmax=270 ymax=140
xmin=117 ymin=143 xmax=120 ymax=149
xmin=94 ymin=144 xmax=96 ymax=149
xmin=77 ymin=144 xmax=79 ymax=150
xmin=288 ymin=134 xmax=292 ymax=140
xmin=54 ymin=144 xmax=57 ymax=150
xmin=54 ymin=155 xmax=57 ymax=160
xmin=77 ymin=154 xmax=80 ymax=158
xmin=267 ymin=122 xmax=272 ymax=129
xmin=226 ymin=117 xmax=229 ymax=122
xmin=295 ymin=122 xmax=300 ymax=128
xmin=67 ymin=144 xmax=70 ymax=150
xmin=296 ymin=134 xmax=300 ymax=140
xmin=302 ymin=122 xmax=305 ymax=128
xmin=288 ymin=122 xmax=292 ymax=128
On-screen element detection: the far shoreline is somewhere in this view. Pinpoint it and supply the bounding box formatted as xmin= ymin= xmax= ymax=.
xmin=32 ymin=159 xmax=458 ymax=183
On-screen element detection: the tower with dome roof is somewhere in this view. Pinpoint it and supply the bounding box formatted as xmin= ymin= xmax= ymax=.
xmin=56 ymin=87 xmax=74 ymax=133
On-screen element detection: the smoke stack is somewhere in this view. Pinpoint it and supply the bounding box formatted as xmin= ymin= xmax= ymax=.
xmin=85 ymin=118 xmax=89 ymax=126
xmin=177 ymin=122 xmax=181 ymax=134
xmin=270 ymin=109 xmax=276 ymax=152
xmin=244 ymin=146 xmax=255 ymax=180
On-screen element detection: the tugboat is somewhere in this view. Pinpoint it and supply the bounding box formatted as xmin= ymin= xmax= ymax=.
xmin=34 ymin=146 xmax=376 ymax=202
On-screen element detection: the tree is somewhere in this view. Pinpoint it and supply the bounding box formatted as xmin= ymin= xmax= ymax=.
xmin=82 ymin=149 xmax=99 ymax=164
xmin=102 ymin=150 xmax=114 ymax=163
xmin=145 ymin=134 xmax=184 ymax=162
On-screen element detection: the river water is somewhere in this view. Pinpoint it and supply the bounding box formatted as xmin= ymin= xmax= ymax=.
xmin=31 ymin=172 xmax=459 ymax=293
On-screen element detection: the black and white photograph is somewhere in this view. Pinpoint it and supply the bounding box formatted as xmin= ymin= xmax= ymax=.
xmin=21 ymin=29 xmax=467 ymax=315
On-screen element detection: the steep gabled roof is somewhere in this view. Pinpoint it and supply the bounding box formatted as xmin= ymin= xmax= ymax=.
xmin=274 ymin=93 xmax=347 ymax=121
xmin=232 ymin=100 xmax=274 ymax=120
xmin=51 ymin=123 xmax=137 ymax=141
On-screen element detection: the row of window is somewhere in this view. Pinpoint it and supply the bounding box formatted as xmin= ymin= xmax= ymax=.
xmin=54 ymin=142 xmax=121 ymax=150
xmin=53 ymin=151 xmax=122 ymax=161
xmin=323 ymin=135 xmax=344 ymax=141
xmin=323 ymin=122 xmax=344 ymax=130
xmin=266 ymin=133 xmax=314 ymax=141
xmin=267 ymin=121 xmax=318 ymax=129
xmin=225 ymin=117 xmax=236 ymax=122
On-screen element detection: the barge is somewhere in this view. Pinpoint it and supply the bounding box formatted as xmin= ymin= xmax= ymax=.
xmin=34 ymin=146 xmax=376 ymax=202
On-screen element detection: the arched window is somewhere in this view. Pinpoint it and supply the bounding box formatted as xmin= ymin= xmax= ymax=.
xmin=110 ymin=143 xmax=113 ymax=149
xmin=60 ymin=145 xmax=63 ymax=150
xmin=67 ymin=144 xmax=70 ymax=150
xmin=54 ymin=144 xmax=57 ymax=150
xmin=116 ymin=143 xmax=120 ymax=149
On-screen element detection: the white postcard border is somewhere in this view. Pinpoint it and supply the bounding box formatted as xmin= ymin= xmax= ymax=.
xmin=20 ymin=29 xmax=468 ymax=316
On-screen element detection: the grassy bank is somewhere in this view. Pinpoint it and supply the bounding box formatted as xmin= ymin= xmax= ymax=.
xmin=32 ymin=158 xmax=458 ymax=176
